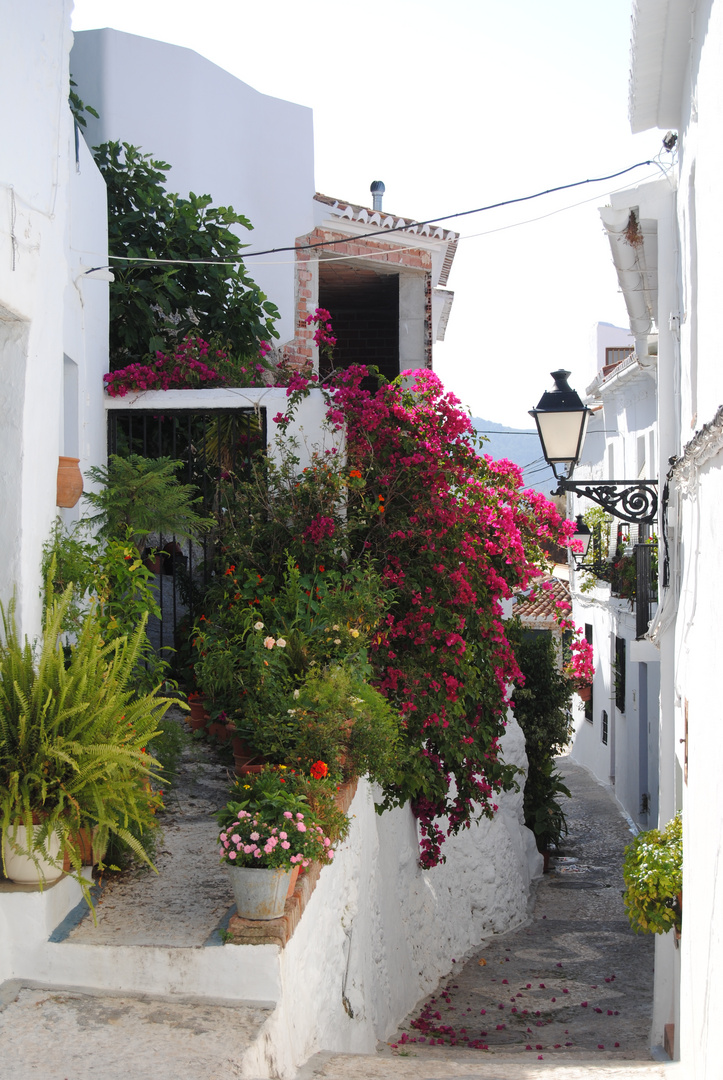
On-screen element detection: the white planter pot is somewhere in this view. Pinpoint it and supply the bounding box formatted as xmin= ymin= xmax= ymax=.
xmin=227 ymin=864 xmax=293 ymax=920
xmin=2 ymin=824 xmax=63 ymax=885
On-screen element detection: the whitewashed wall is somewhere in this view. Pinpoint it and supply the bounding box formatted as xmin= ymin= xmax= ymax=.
xmin=0 ymin=0 xmax=108 ymax=637
xmin=247 ymin=716 xmax=541 ymax=1078
xmin=666 ymin=1 xmax=723 ymax=1068
xmin=71 ymin=29 xmax=315 ymax=346
xmin=567 ymin=360 xmax=660 ymax=830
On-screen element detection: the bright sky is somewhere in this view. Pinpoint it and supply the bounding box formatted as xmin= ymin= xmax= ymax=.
xmin=71 ymin=0 xmax=662 ymax=427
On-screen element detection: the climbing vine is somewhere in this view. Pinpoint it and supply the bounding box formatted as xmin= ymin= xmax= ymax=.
xmin=268 ymin=351 xmax=580 ymax=865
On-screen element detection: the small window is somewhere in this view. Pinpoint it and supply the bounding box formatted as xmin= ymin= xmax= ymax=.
xmin=605 ymin=347 xmax=633 ymax=366
xmin=584 ymin=624 xmax=593 ymax=723
xmin=615 ymin=636 xmax=626 ymax=712
xmin=601 ymin=709 xmax=608 ymax=745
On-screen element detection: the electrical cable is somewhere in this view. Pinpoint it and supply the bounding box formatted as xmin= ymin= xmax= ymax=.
xmin=104 ymin=159 xmax=657 ymax=267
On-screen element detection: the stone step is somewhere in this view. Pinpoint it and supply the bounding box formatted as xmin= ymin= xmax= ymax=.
xmin=0 ymin=981 xmax=274 ymax=1080
xmin=298 ymin=1050 xmax=680 ymax=1080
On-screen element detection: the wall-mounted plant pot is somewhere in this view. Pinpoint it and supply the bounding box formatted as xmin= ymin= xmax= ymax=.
xmin=56 ymin=456 xmax=83 ymax=508
xmin=575 ymin=682 xmax=592 ymax=702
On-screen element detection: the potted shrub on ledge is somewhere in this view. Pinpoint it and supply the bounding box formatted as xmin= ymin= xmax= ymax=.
xmin=623 ymin=812 xmax=683 ymax=937
xmin=216 ymin=771 xmax=337 ymax=920
xmin=0 ymin=583 xmax=173 ymax=896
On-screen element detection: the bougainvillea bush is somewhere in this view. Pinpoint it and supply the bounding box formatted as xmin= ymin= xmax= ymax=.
xmin=207 ymin=361 xmax=582 ymax=866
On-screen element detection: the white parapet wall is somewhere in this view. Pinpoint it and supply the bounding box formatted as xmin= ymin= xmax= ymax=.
xmin=247 ymin=715 xmax=541 ymax=1078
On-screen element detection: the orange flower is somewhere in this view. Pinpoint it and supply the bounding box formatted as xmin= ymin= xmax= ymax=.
xmin=310 ymin=760 xmax=329 ymax=779
xmin=349 ymin=469 xmax=362 ymax=479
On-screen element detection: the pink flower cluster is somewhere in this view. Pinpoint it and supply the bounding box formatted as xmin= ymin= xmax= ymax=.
xmin=218 ymin=809 xmax=333 ymax=869
xmin=104 ymin=336 xmax=227 ymax=397
xmin=303 ymin=514 xmax=336 ymax=545
xmin=567 ymin=637 xmax=595 ymax=683
xmin=306 ymin=307 xmax=337 ymax=350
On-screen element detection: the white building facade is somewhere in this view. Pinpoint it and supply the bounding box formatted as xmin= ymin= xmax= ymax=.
xmin=565 ymin=0 xmax=723 ymax=1068
xmin=567 ymin=336 xmax=661 ymax=836
xmin=629 ymin=0 xmax=723 ymax=1071
xmin=0 ymin=0 xmax=109 ymax=636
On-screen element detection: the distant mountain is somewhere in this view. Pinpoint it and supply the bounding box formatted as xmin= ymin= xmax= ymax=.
xmin=470 ymin=418 xmax=557 ymax=494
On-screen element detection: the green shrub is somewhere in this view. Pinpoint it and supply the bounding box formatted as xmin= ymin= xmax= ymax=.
xmin=623 ymin=812 xmax=682 ymax=934
xmin=512 ymin=630 xmax=573 ymax=852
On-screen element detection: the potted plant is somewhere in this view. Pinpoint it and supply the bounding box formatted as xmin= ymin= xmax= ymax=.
xmin=216 ymin=777 xmax=336 ymax=920
xmin=623 ymin=812 xmax=682 ymax=936
xmin=0 ymin=582 xmax=173 ymax=896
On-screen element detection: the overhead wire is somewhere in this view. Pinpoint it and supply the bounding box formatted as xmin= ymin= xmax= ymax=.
xmin=103 ymin=159 xmax=662 ymax=269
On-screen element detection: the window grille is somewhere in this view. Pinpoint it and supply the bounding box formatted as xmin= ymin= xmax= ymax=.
xmin=615 ymin=636 xmax=626 ymax=713
xmin=107 ymin=407 xmax=265 ymax=663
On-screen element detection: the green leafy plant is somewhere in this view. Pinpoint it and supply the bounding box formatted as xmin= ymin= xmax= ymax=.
xmin=43 ymin=522 xmax=173 ymax=695
xmin=0 ymin=584 xmax=174 ymax=898
xmin=623 ymin=812 xmax=682 ymax=934
xmin=228 ymin=767 xmax=350 ymax=847
xmin=83 ymin=454 xmax=213 ymax=551
xmin=92 ymin=141 xmax=279 ymax=367
xmin=511 ymin=630 xmax=573 ymax=852
xmin=68 ymin=76 xmax=99 ymax=130
xmin=255 ymin=663 xmax=399 ymax=784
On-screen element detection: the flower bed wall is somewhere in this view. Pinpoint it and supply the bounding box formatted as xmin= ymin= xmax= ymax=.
xmin=241 ymin=717 xmax=541 ymax=1078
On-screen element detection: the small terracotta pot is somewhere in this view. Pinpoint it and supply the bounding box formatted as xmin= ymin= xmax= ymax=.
xmin=188 ymin=700 xmax=207 ymax=722
xmin=56 ymin=456 xmax=83 ymax=509
xmin=235 ymin=761 xmax=264 ymax=777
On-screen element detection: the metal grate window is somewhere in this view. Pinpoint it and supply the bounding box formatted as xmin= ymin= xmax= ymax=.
xmin=601 ymin=709 xmax=608 ymax=745
xmin=107 ymin=407 xmax=265 ymax=661
xmin=615 ymin=636 xmax=626 ymax=713
xmin=584 ymin=623 xmax=593 ymax=723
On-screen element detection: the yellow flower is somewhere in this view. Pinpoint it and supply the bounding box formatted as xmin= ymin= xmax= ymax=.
xmin=350 ymin=629 xmax=360 ymax=638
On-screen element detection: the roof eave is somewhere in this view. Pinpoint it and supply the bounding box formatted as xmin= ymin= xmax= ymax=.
xmin=629 ymin=0 xmax=690 ymax=133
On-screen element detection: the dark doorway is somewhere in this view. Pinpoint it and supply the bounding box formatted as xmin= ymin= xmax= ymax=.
xmin=318 ymin=261 xmax=399 ymax=381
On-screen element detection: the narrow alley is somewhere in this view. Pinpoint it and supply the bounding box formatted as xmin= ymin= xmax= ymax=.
xmin=302 ymin=757 xmax=675 ymax=1080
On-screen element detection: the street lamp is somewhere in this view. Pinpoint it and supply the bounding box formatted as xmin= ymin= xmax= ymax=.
xmin=529 ymin=369 xmax=591 ymax=481
xmin=530 ymin=370 xmax=658 ymax=526
xmin=572 ymin=514 xmax=592 ymax=565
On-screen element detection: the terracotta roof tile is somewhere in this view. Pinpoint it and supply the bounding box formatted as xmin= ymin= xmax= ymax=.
xmin=514 ymin=574 xmax=570 ymax=622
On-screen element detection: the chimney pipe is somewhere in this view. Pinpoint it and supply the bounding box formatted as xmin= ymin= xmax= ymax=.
xmin=370 ymin=180 xmax=385 ymax=212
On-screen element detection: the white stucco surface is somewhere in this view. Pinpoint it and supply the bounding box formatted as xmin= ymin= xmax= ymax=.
xmin=71 ymin=28 xmax=315 ymax=345
xmin=0 ymin=0 xmax=109 ymax=637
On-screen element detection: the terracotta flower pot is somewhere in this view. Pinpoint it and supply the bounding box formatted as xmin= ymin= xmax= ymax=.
xmin=574 ymin=682 xmax=592 ymax=701
xmin=56 ymin=456 xmax=83 ymax=509
xmin=188 ymin=699 xmax=207 ymax=722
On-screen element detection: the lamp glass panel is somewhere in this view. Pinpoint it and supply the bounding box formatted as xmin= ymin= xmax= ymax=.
xmin=536 ymin=409 xmax=587 ymax=463
xmin=574 ymin=527 xmax=592 ymax=559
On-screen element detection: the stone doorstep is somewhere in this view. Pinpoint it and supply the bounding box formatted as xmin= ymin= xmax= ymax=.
xmin=227 ymin=777 xmax=358 ymax=948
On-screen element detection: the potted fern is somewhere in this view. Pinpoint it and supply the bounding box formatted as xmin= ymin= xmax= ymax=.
xmin=0 ymin=584 xmax=174 ymax=896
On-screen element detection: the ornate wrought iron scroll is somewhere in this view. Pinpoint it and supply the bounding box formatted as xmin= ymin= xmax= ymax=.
xmin=555 ymin=480 xmax=658 ymax=525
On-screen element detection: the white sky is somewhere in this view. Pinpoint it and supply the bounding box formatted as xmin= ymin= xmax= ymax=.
xmin=71 ymin=0 xmax=662 ymax=427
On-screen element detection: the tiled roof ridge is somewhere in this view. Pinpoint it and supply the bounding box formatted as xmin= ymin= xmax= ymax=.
xmin=514 ymin=572 xmax=570 ymax=620
xmin=314 ymin=192 xmax=459 ymax=244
